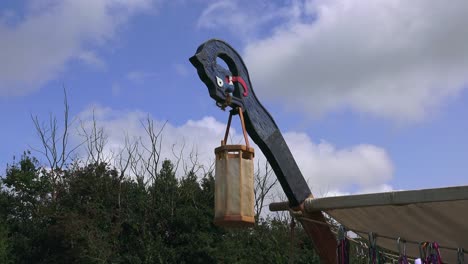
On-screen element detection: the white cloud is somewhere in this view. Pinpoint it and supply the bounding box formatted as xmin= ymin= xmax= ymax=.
xmin=75 ymin=106 xmax=394 ymax=196
xmin=197 ymin=1 xmax=250 ymax=35
xmin=76 ymin=50 xmax=107 ymax=70
xmin=0 ymin=0 xmax=156 ymax=97
xmin=243 ymin=0 xmax=468 ymax=122
xmin=174 ymin=63 xmax=189 ymax=77
xmin=357 ymin=184 xmax=394 ymax=195
xmin=125 ymin=70 xmax=157 ymax=84
xmin=284 ymin=132 xmax=393 ymax=196
xmin=75 ymin=105 xmax=233 ymax=177
xmin=196 ymin=0 xmax=301 ymax=38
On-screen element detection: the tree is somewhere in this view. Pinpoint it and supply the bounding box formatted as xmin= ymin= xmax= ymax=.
xmin=31 ymin=89 xmax=83 ymax=200
xmin=254 ymin=160 xmax=278 ymax=220
xmin=0 ymin=89 xmax=326 ymax=262
xmin=0 ymin=219 xmax=11 ymax=263
xmin=1 ymin=152 xmax=52 ymax=263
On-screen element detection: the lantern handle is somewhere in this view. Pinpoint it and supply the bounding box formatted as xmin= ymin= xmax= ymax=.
xmin=222 ymin=107 xmax=250 ymax=149
xmin=222 ymin=110 xmax=233 ymax=146
xmin=237 ymin=107 xmax=250 ymax=149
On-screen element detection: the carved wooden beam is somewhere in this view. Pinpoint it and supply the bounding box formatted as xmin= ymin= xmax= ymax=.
xmin=190 ymin=39 xmax=337 ymax=263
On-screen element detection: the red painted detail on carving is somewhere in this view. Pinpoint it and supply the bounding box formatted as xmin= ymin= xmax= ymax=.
xmin=231 ymin=76 xmax=249 ymax=97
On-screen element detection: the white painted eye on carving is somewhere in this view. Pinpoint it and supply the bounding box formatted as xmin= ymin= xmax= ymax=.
xmin=216 ymin=76 xmax=224 ymax=87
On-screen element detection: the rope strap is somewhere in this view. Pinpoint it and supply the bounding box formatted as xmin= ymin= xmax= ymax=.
xmin=368 ymin=232 xmax=383 ymax=264
xmin=222 ymin=107 xmax=250 ymax=148
xmin=337 ymin=226 xmax=350 ymax=264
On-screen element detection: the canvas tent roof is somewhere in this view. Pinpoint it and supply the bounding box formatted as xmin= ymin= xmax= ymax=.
xmin=269 ymin=185 xmax=468 ymax=263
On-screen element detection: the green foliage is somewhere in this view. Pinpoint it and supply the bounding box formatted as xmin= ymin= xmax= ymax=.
xmin=0 ymin=153 xmax=320 ymax=263
xmin=0 ymin=219 xmax=11 ymax=264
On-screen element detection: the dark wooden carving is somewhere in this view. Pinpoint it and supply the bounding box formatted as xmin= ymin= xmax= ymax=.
xmin=189 ymin=39 xmax=310 ymax=207
xmin=190 ymin=39 xmax=337 ymax=263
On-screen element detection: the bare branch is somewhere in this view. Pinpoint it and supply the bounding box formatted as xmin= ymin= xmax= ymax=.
xmin=60 ymin=88 xmax=69 ymax=169
xmin=115 ymin=133 xmax=138 ymax=179
xmin=171 ymin=140 xmax=185 ymax=175
xmin=78 ymin=109 xmax=108 ymax=165
xmin=140 ymin=117 xmax=166 ymax=183
xmin=254 ymin=160 xmax=278 ymax=220
xmin=31 ymin=87 xmax=78 ymax=170
xmin=30 ymin=87 xmax=80 ymax=199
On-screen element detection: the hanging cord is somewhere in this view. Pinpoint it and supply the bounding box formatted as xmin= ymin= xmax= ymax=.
xmin=292 ymin=216 xmax=461 ymax=263
xmin=427 ymin=242 xmax=444 ymax=264
xmin=223 ymin=109 xmax=233 ymax=145
xmin=337 ymin=225 xmax=350 ymax=264
xmin=293 ymin=216 xmax=411 ymax=263
xmin=397 ymin=237 xmax=409 ymax=264
xmin=419 ymin=242 xmax=445 ymax=264
xmin=368 ymin=232 xmax=381 ymax=264
xmin=237 ymin=107 xmax=250 ymax=148
xmin=297 ymin=217 xmax=458 ymax=255
xmin=222 ymin=107 xmax=250 ymax=148
xmin=288 ymin=215 xmax=296 ymax=264
xmin=420 ymin=242 xmax=429 ymax=263
xmin=457 ymin=248 xmax=464 ymax=264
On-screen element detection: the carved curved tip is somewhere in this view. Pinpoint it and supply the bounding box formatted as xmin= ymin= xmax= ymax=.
xmin=188 ymin=54 xmax=200 ymax=67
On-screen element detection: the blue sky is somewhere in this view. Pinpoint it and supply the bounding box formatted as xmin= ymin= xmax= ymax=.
xmin=1 ymin=0 xmax=468 ymax=196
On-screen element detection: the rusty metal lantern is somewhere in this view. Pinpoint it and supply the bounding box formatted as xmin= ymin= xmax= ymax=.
xmin=214 ymin=107 xmax=255 ymax=227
